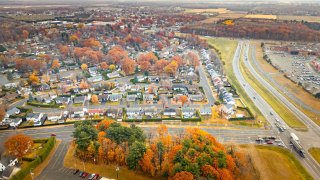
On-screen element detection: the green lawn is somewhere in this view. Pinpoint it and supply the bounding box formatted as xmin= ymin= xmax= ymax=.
xmin=309 ymin=147 xmax=320 ymax=164
xmin=240 ymin=53 xmax=307 ymax=130
xmin=207 ymin=37 xmax=266 ymax=125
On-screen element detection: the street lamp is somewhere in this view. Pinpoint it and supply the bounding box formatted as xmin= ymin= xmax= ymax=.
xmin=116 ymin=166 xmax=120 ymax=179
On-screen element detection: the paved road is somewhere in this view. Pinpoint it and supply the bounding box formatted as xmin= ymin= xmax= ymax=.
xmin=233 ymin=41 xmax=320 ymax=179
xmin=198 ymin=62 xmax=216 ymax=106
xmin=250 ymin=45 xmax=320 ymax=115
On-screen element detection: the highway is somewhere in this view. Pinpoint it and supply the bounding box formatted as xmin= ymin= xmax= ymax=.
xmin=233 ymin=41 xmax=320 ymax=178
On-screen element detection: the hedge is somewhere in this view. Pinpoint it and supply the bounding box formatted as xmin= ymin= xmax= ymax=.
xmin=10 ymin=137 xmax=56 ymax=180
xmin=21 ymin=157 xmax=36 ymax=162
xmin=27 ymin=101 xmax=60 ymax=108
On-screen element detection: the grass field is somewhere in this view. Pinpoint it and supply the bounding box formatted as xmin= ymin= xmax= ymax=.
xmin=308 ymin=147 xmax=320 ymax=164
xmin=243 ymin=145 xmax=312 ymax=180
xmin=251 ymin=41 xmax=320 ymax=125
xmin=201 ymin=12 xmax=246 ymax=24
xmin=245 ymin=14 xmax=277 ymax=19
xmin=207 ymin=37 xmax=266 ymax=125
xmin=278 ymin=15 xmax=320 ymax=23
xmin=240 ymin=52 xmax=307 ymax=130
xmin=185 ymin=8 xmax=229 ymax=14
xmin=64 ymin=143 xmax=152 ymax=180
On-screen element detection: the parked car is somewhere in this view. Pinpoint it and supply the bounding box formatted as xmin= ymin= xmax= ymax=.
xmin=93 ymin=174 xmax=100 ymax=180
xmin=51 ymin=133 xmax=56 ymax=136
xmin=82 ymin=172 xmax=89 ymax=178
xmin=79 ymin=171 xmax=84 ymax=177
xmin=267 ymin=140 xmax=273 ymax=144
xmin=88 ymin=174 xmax=95 ymax=180
xmin=73 ymin=169 xmax=79 ymax=175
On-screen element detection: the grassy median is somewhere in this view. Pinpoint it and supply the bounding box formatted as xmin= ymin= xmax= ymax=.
xmin=309 ymin=147 xmax=320 ymax=164
xmin=207 ymin=37 xmax=266 ymax=125
xmin=239 ymin=54 xmax=307 ymax=130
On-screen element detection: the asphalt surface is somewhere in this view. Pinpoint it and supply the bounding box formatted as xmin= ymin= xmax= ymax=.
xmin=234 ymin=41 xmax=320 ymax=179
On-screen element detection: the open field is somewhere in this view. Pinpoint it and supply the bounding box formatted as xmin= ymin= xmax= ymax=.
xmin=64 ymin=143 xmax=152 ymax=180
xmin=8 ymin=14 xmax=55 ymax=21
xmin=241 ymin=145 xmax=312 ymax=180
xmin=185 ymin=8 xmax=229 ymax=14
xmin=207 ymin=37 xmax=266 ymax=125
xmin=278 ymin=15 xmax=320 ymax=23
xmin=309 ymin=147 xmax=320 ymax=164
xmin=240 ymin=54 xmax=307 ymax=130
xmin=201 ymin=12 xmax=246 ymax=24
xmin=251 ymin=41 xmax=320 ymax=125
xmin=245 ymin=14 xmax=277 ymax=19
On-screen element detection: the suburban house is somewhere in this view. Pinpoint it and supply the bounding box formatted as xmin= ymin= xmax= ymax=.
xmin=3 ymin=118 xmax=23 ymax=127
xmin=144 ymin=107 xmax=158 ymax=116
xmin=71 ymin=111 xmax=85 ymax=119
xmin=107 ymin=71 xmax=120 ymax=79
xmin=4 ymin=82 xmax=19 ymax=89
xmin=88 ymin=75 xmax=103 ymax=83
xmin=222 ymin=104 xmax=235 ymax=115
xmin=143 ymin=93 xmax=154 ymax=102
xmin=181 ymin=107 xmax=196 ymax=118
xmin=200 ymin=107 xmax=212 ymax=116
xmin=108 ymin=94 xmax=122 ymax=102
xmin=126 ymin=107 xmax=142 ymax=117
xmin=55 ymin=97 xmax=71 ymax=104
xmin=47 ymin=112 xmax=63 ymax=122
xmin=73 ymin=96 xmax=86 ymax=104
xmin=2 ymin=92 xmax=19 ymax=103
xmin=106 ymin=108 xmax=122 ymax=118
xmin=130 ymin=85 xmax=141 ymax=92
xmin=0 ymin=157 xmax=18 ymax=172
xmin=189 ymin=94 xmax=204 ymax=102
xmin=88 ymin=109 xmax=105 ymax=116
xmin=5 ymin=107 xmax=20 ymax=118
xmin=172 ymin=84 xmax=188 ymax=93
xmin=26 ymin=113 xmax=43 ymax=123
xmin=163 ymin=108 xmax=177 ymax=116
xmin=98 ymin=94 xmax=108 ymax=103
xmin=126 ymin=94 xmax=137 ymax=102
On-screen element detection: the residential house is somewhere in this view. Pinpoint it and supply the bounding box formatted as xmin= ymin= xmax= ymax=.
xmin=4 ymin=82 xmax=19 ymax=89
xmin=2 ymin=92 xmax=19 ymax=103
xmin=88 ymin=75 xmax=103 ymax=83
xmin=126 ymin=94 xmax=137 ymax=102
xmin=200 ymin=107 xmax=212 ymax=116
xmin=143 ymin=93 xmax=154 ymax=102
xmin=9 ymin=118 xmax=23 ymax=127
xmin=55 ymin=97 xmax=71 ymax=104
xmin=106 ymin=108 xmax=122 ymax=118
xmin=108 ymin=94 xmax=122 ymax=102
xmin=148 ymin=76 xmax=160 ymax=83
xmin=26 ymin=113 xmax=44 ymax=126
xmin=98 ymin=94 xmax=108 ymax=103
xmin=73 ymin=96 xmax=86 ymax=104
xmin=71 ymin=111 xmax=85 ymax=119
xmin=37 ymin=83 xmax=50 ymax=91
xmin=89 ymin=67 xmax=98 ymax=76
xmin=107 ymin=71 xmax=120 ymax=79
xmin=172 ymin=84 xmax=188 ymax=93
xmin=222 ymin=104 xmax=235 ymax=115
xmin=144 ymin=107 xmax=158 ymax=116
xmin=5 ymin=107 xmax=20 ymax=118
xmin=163 ymin=108 xmax=177 ymax=116
xmin=1 ymin=166 xmax=14 ymax=180
xmin=88 ymin=109 xmax=105 ymax=116
xmin=181 ymin=107 xmax=196 ymax=118
xmin=189 ymin=94 xmax=204 ymax=102
xmin=0 ymin=156 xmax=18 ymax=172
xmin=126 ymin=107 xmax=142 ymax=117
xmin=47 ymin=112 xmax=63 ymax=122
xmin=130 ymin=85 xmax=141 ymax=92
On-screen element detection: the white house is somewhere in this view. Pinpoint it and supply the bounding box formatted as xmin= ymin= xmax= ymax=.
xmin=181 ymin=107 xmax=196 ymax=118
xmin=163 ymin=108 xmax=177 ymax=116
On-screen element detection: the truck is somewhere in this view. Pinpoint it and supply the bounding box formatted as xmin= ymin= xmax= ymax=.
xmin=290 ymin=133 xmax=299 ymax=142
xmin=290 ymin=138 xmax=305 ymax=158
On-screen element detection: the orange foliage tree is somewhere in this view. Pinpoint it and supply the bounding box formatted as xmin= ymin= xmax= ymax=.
xmin=179 ymin=95 xmax=188 ymax=105
xmin=100 ymin=62 xmax=108 ymax=70
xmin=164 ymin=61 xmax=178 ymax=75
xmin=29 ymin=72 xmax=40 ymax=85
xmin=107 ymin=46 xmax=128 ymax=64
xmin=121 ymin=57 xmax=136 ymax=75
xmin=91 ymin=94 xmax=99 ymax=104
xmin=5 ymin=134 xmax=34 ymax=161
xmin=81 ymin=63 xmax=88 ymax=70
xmin=51 ymin=59 xmax=60 ymax=69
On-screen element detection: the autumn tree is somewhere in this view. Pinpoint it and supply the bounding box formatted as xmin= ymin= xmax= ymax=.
xmin=155 ymin=59 xmax=168 ymax=74
xmin=51 ymin=59 xmax=60 ymax=69
xmin=22 ymin=30 xmax=29 ymax=39
xmin=96 ymin=119 xmax=114 ymax=131
xmin=100 ymin=62 xmax=108 ymax=70
xmin=179 ymin=95 xmax=188 ymax=106
xmin=109 ymin=64 xmax=116 ymax=71
xmin=79 ymin=81 xmax=89 ymax=89
xmin=164 ymin=61 xmax=178 ymax=75
xmin=121 ymin=57 xmax=136 ymax=75
xmin=73 ymin=120 xmax=98 ymax=151
xmin=172 ymin=171 xmax=194 ymax=180
xmin=5 ymin=134 xmax=34 ymax=161
xmin=186 ymin=51 xmax=200 ymax=67
xmin=127 ymin=141 xmax=147 ymax=170
xmin=91 ymin=94 xmax=99 ymax=104
xmin=29 ymin=72 xmax=40 ymax=85
xmin=58 ymin=45 xmax=69 ymax=58
xmin=156 ymin=42 xmax=164 ymax=51
xmin=172 ymin=55 xmax=184 ymax=67
xmin=82 ymin=38 xmax=102 ymax=49
xmin=107 ymin=46 xmax=128 ymax=64
xmin=0 ymin=104 xmax=7 ymax=121
xmin=81 ymin=63 xmax=88 ymax=70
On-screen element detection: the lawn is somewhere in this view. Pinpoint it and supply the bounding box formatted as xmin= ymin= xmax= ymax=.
xmin=241 ymin=145 xmax=312 ymax=180
xmin=207 ymin=37 xmax=266 ymax=125
xmin=244 ymin=14 xmax=277 ymax=19
xmin=184 ymin=8 xmax=229 ymax=14
xmin=240 ymin=54 xmax=307 ymax=130
xmin=64 ymin=143 xmax=152 ymax=180
xmin=308 ymin=147 xmax=320 ymax=164
xmin=277 ymin=15 xmax=320 ymax=23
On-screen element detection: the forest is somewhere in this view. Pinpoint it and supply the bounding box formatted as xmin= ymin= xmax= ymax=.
xmin=72 ymin=120 xmax=257 ymax=180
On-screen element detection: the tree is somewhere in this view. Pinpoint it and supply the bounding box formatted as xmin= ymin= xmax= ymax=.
xmin=121 ymin=58 xmax=136 ymax=75
xmin=172 ymin=171 xmax=194 ymax=180
xmin=91 ymin=94 xmax=99 ymax=104
xmin=100 ymin=62 xmax=108 ymax=70
xmin=5 ymin=134 xmax=34 ymax=161
xmin=109 ymin=64 xmax=116 ymax=71
xmin=0 ymin=104 xmax=7 ymax=121
xmin=127 ymin=141 xmax=147 ymax=170
xmin=81 ymin=63 xmax=88 ymax=70
xmin=164 ymin=61 xmax=178 ymax=75
xmin=51 ymin=59 xmax=60 ymax=69
xmin=73 ymin=121 xmax=98 ymax=151
xmin=107 ymin=46 xmax=128 ymax=64
xmin=172 ymin=55 xmax=184 ymax=67
xmin=179 ymin=95 xmax=188 ymax=106
xmin=155 ymin=59 xmax=168 ymax=74
xmin=22 ymin=30 xmax=29 ymax=39
xmin=187 ymin=51 xmax=200 ymax=67
xmin=96 ymin=120 xmax=114 ymax=131
xmin=156 ymin=42 xmax=164 ymax=51
xmin=29 ymin=72 xmax=39 ymax=85
xmin=58 ymin=45 xmax=69 ymax=58
xmin=79 ymin=81 xmax=89 ymax=89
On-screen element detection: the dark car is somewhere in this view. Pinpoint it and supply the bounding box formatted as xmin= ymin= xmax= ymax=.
xmin=82 ymin=172 xmax=89 ymax=178
xmin=88 ymin=174 xmax=95 ymax=180
xmin=73 ymin=169 xmax=79 ymax=175
xmin=93 ymin=174 xmax=100 ymax=180
xmin=51 ymin=133 xmax=56 ymax=136
xmin=79 ymin=171 xmax=84 ymax=177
